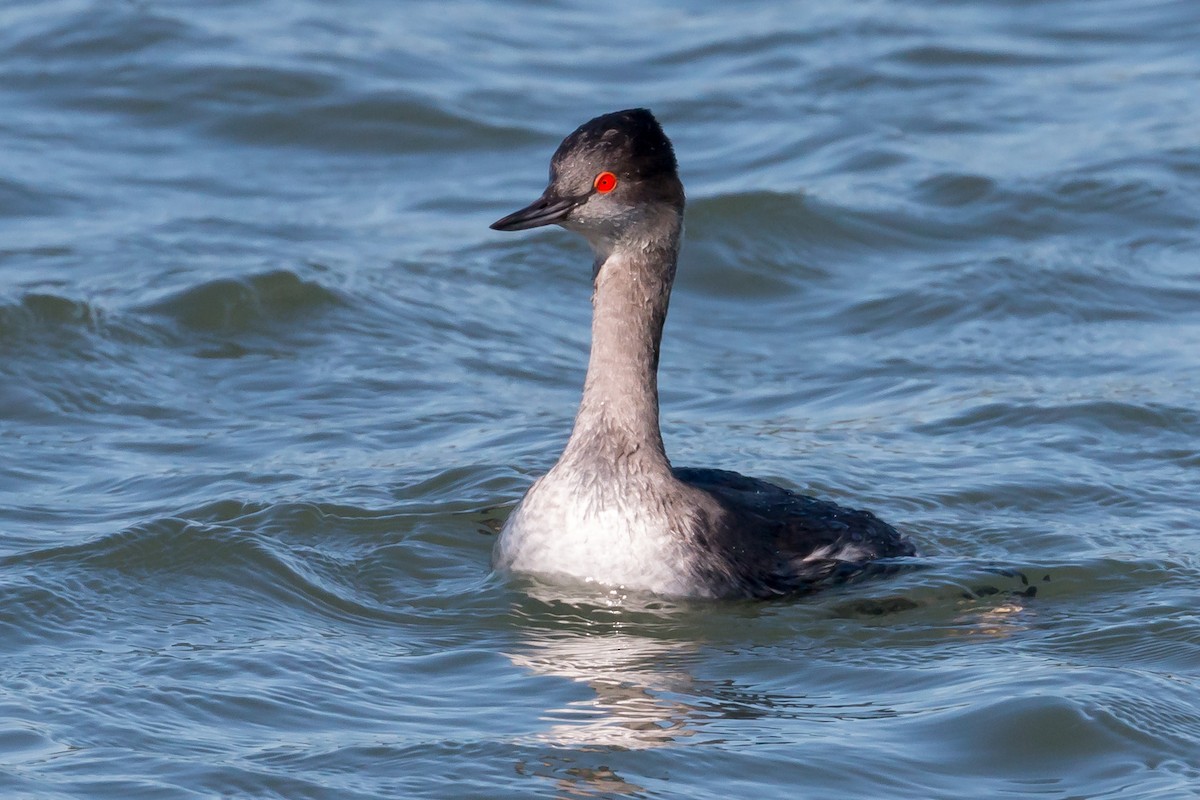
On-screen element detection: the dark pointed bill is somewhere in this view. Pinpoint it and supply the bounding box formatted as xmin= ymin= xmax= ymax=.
xmin=490 ymin=191 xmax=578 ymax=231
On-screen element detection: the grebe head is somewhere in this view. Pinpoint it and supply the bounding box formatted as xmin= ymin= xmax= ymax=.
xmin=490 ymin=108 xmax=684 ymax=252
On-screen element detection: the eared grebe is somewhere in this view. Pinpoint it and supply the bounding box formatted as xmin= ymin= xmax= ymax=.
xmin=490 ymin=108 xmax=913 ymax=599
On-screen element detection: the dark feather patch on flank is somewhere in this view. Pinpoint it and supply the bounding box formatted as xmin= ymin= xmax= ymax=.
xmin=674 ymin=467 xmax=915 ymax=598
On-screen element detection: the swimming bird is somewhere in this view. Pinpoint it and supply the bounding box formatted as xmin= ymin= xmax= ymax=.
xmin=489 ymin=108 xmax=913 ymax=599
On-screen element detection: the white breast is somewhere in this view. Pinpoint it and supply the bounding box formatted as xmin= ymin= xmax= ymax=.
xmin=493 ymin=468 xmax=697 ymax=597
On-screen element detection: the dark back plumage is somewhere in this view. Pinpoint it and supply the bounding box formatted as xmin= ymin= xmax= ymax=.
xmin=675 ymin=467 xmax=915 ymax=598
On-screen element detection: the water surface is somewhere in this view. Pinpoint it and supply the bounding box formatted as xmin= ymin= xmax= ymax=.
xmin=2 ymin=1 xmax=1199 ymax=797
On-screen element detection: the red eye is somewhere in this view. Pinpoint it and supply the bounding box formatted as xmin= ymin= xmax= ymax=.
xmin=593 ymin=171 xmax=618 ymax=194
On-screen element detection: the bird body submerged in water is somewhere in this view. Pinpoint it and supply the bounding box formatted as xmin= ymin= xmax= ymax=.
xmin=490 ymin=109 xmax=913 ymax=599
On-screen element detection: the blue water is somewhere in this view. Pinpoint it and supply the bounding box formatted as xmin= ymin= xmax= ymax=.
xmin=2 ymin=1 xmax=1199 ymax=797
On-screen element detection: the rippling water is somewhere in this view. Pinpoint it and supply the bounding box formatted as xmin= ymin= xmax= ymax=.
xmin=2 ymin=1 xmax=1199 ymax=797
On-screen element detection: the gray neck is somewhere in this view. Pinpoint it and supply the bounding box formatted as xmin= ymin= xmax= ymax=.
xmin=560 ymin=213 xmax=682 ymax=470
